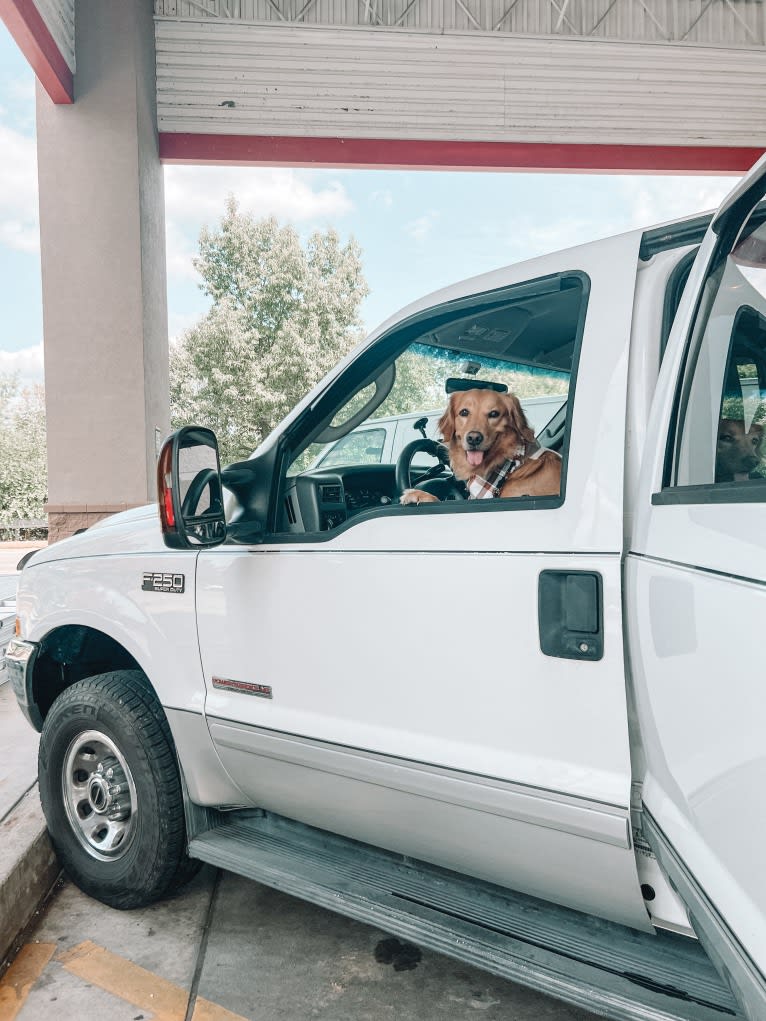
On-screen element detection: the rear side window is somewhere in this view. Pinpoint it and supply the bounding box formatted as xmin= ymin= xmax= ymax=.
xmin=662 ymin=197 xmax=766 ymax=501
xmin=319 ymin=428 xmax=386 ymax=468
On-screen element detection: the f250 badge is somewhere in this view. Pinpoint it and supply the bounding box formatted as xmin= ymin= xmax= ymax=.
xmin=142 ymin=572 xmax=185 ymax=594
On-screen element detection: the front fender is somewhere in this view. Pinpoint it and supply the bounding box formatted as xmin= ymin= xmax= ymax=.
xmin=18 ymin=551 xmax=205 ymax=714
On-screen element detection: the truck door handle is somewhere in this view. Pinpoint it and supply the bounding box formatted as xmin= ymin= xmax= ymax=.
xmin=538 ymin=571 xmax=603 ymax=661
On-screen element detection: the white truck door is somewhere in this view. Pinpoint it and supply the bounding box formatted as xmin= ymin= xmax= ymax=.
xmin=197 ymin=232 xmax=651 ymax=931
xmin=629 ymin=156 xmax=766 ymax=989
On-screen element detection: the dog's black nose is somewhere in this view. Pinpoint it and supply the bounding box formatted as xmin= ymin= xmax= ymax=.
xmin=466 ymin=431 xmax=483 ymax=447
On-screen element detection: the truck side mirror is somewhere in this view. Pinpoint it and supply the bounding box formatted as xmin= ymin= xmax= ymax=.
xmin=157 ymin=426 xmax=227 ymax=550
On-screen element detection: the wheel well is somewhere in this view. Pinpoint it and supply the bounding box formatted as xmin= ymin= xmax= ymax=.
xmin=32 ymin=626 xmax=143 ymax=723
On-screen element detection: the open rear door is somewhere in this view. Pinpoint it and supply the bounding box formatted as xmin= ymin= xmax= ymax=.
xmin=629 ymin=154 xmax=766 ymax=1017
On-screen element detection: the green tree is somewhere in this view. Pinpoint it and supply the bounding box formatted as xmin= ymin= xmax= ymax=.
xmin=0 ymin=374 xmax=47 ymax=537
xmin=171 ymin=200 xmax=369 ymax=465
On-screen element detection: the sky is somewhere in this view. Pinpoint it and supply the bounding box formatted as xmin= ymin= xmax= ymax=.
xmin=0 ymin=24 xmax=745 ymax=387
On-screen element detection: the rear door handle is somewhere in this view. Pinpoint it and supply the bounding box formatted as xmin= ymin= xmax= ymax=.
xmin=538 ymin=571 xmax=603 ymax=661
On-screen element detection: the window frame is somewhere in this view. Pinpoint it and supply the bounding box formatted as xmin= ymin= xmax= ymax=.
xmin=656 ymin=193 xmax=766 ymax=507
xmin=266 ymin=271 xmax=590 ymax=541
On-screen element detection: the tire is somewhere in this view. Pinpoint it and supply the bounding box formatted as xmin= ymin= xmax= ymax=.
xmin=38 ymin=669 xmax=201 ymax=909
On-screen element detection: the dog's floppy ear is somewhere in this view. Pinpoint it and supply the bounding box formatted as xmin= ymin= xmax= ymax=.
xmin=503 ymin=393 xmax=535 ymax=445
xmin=438 ymin=394 xmax=457 ymax=443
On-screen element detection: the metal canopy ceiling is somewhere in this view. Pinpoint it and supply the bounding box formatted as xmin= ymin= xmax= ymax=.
xmin=155 ymin=0 xmax=766 ymax=47
xmin=5 ymin=0 xmax=766 ymax=169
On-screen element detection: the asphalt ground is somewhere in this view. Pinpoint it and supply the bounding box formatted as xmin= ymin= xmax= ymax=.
xmin=2 ymin=868 xmax=600 ymax=1021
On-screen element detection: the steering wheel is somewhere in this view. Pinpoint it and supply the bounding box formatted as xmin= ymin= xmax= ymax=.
xmin=395 ymin=438 xmax=466 ymax=501
xmin=181 ymin=467 xmax=220 ymax=516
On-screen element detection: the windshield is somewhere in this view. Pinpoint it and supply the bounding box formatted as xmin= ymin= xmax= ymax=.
xmin=292 ymin=343 xmax=569 ymax=474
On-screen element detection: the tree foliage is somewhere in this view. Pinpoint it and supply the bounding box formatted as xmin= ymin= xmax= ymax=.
xmin=0 ymin=374 xmax=47 ymax=536
xmin=171 ymin=200 xmax=369 ymax=465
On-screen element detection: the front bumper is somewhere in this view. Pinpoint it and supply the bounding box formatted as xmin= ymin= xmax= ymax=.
xmin=5 ymin=638 xmax=43 ymax=731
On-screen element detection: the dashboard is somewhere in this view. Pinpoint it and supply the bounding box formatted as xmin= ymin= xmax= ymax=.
xmin=282 ymin=465 xmax=400 ymax=533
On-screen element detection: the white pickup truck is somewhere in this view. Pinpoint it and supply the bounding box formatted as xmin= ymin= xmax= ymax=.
xmin=7 ymin=154 xmax=766 ymax=1021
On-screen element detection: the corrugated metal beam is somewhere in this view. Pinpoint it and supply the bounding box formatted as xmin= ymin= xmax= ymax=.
xmin=36 ymin=0 xmax=74 ymax=69
xmin=494 ymin=0 xmax=524 ymax=31
xmin=632 ymin=0 xmax=669 ymax=40
xmin=455 ymin=0 xmax=482 ymax=30
xmin=553 ymin=0 xmax=573 ymax=34
xmin=721 ymin=0 xmax=759 ymax=44
xmin=153 ymin=0 xmax=766 ymax=46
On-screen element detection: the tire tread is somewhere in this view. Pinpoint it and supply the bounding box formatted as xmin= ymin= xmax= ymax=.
xmin=39 ymin=669 xmax=201 ymax=909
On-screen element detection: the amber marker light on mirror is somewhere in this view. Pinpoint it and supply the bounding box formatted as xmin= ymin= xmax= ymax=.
xmin=15 ymin=617 xmax=21 ymax=637
xmin=164 ymin=484 xmax=174 ymax=527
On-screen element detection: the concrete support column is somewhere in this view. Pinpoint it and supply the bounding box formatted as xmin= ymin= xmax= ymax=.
xmin=36 ymin=0 xmax=168 ymax=543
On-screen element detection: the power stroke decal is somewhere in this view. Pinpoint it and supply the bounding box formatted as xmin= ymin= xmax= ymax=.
xmin=212 ymin=677 xmax=273 ymax=699
xmin=142 ymin=572 xmax=185 ymax=594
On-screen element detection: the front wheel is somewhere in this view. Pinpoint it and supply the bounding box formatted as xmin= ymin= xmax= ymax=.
xmin=38 ymin=670 xmax=199 ymax=909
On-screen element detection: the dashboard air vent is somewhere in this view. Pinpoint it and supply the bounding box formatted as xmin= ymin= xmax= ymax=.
xmin=320 ymin=485 xmax=343 ymax=504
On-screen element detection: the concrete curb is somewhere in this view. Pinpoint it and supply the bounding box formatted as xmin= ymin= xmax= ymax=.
xmin=0 ymin=786 xmax=60 ymax=965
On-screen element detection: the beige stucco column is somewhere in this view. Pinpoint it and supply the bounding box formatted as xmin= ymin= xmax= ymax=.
xmin=36 ymin=0 xmax=168 ymax=543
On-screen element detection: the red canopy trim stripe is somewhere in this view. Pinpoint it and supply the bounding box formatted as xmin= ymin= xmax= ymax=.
xmin=159 ymin=134 xmax=762 ymax=175
xmin=0 ymin=0 xmax=73 ymax=104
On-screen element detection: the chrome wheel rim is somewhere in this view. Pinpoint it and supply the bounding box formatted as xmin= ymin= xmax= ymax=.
xmin=62 ymin=729 xmax=138 ymax=861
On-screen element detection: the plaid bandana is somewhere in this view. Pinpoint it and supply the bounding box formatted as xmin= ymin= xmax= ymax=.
xmin=467 ymin=452 xmax=524 ymax=499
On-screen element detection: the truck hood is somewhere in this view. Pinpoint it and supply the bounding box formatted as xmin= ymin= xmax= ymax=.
xmin=28 ymin=504 xmax=168 ymax=567
xmin=87 ymin=504 xmax=158 ymax=531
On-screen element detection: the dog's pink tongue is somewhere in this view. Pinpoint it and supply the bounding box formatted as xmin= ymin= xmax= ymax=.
xmin=467 ymin=450 xmax=484 ymax=467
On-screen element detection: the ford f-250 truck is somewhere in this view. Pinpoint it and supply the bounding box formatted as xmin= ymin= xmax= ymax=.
xmin=7 ymin=154 xmax=766 ymax=1021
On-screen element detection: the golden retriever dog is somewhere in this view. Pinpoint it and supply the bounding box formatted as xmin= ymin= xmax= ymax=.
xmin=715 ymin=418 xmax=763 ymax=482
xmin=401 ymin=388 xmax=561 ymax=504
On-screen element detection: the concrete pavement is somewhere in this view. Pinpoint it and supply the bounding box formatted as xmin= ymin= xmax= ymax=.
xmin=0 ymin=543 xmax=60 ymax=968
xmin=4 ymin=871 xmax=599 ymax=1020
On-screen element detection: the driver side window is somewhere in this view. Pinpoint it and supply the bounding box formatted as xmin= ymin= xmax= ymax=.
xmin=279 ymin=273 xmax=585 ymax=534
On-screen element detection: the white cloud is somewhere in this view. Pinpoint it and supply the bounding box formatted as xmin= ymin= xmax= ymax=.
xmin=477 ymin=174 xmax=741 ymax=265
xmin=0 ymin=343 xmax=44 ymax=384
xmin=618 ymin=176 xmax=737 ymax=231
xmin=0 ymin=120 xmax=39 ymax=253
xmin=512 ymin=216 xmax=615 ymax=258
xmin=0 ymin=218 xmax=39 ymax=253
xmin=169 ymin=309 xmax=205 ymax=344
xmin=7 ymin=75 xmax=35 ymax=106
xmin=164 ymin=166 xmax=353 ymax=227
xmin=163 ymin=166 xmax=355 ymax=287
xmin=163 ymin=166 xmax=354 ymax=285
xmin=371 ymin=189 xmax=393 ymax=208
xmin=405 ymin=211 xmax=440 ymax=242
xmin=3 ymin=75 xmax=36 ymax=134
xmin=165 ymin=220 xmax=201 ymax=284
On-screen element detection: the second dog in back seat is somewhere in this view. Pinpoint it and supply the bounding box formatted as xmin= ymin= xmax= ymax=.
xmin=715 ymin=418 xmax=764 ymax=482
